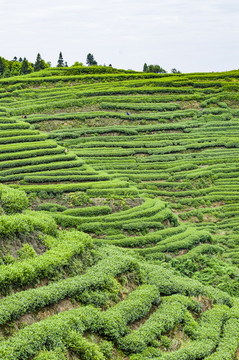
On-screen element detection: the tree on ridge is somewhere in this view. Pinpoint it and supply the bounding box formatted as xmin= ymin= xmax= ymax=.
xmin=0 ymin=57 xmax=5 ymax=75
xmin=57 ymin=52 xmax=64 ymax=67
xmin=86 ymin=53 xmax=97 ymax=66
xmin=20 ymin=58 xmax=33 ymax=75
xmin=34 ymin=53 xmax=48 ymax=72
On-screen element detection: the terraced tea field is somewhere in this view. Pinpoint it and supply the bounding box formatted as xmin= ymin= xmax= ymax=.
xmin=1 ymin=66 xmax=239 ymax=359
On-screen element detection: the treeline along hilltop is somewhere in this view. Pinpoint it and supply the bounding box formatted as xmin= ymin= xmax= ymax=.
xmin=0 ymin=52 xmax=180 ymax=77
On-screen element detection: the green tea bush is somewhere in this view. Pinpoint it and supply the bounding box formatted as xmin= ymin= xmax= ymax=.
xmin=11 ymin=181 xmax=124 ymax=194
xmin=0 ymin=145 xmax=64 ymax=162
xmin=204 ymin=318 xmax=239 ymax=359
xmin=38 ymin=203 xmax=68 ymax=212
xmin=0 ymin=133 xmax=48 ymax=144
xmin=99 ymin=284 xmax=160 ymax=341
xmin=0 ymin=211 xmax=57 ymax=237
xmin=0 ymin=121 xmax=30 ymax=130
xmin=151 ymin=305 xmax=229 ymax=360
xmin=120 ymin=294 xmax=199 ymax=353
xmin=0 ymin=251 xmax=137 ymax=325
xmin=0 ymin=159 xmax=84 ymax=177
xmin=0 ymin=305 xmax=101 ymax=360
xmin=0 ymin=140 xmax=58 ymax=154
xmin=0 ymin=129 xmax=38 ymax=138
xmin=0 ymin=152 xmax=77 ymax=170
xmin=33 ymin=349 xmax=67 ymax=360
xmin=101 ymin=225 xmax=186 ymax=247
xmin=66 ymin=331 xmax=105 ymax=360
xmin=100 ymin=101 xmax=180 ymax=112
xmin=0 ymin=185 xmax=29 ymax=214
xmin=63 ymin=205 xmax=112 ymax=217
xmin=17 ymin=244 xmax=37 ymax=260
xmin=23 ymin=173 xmax=109 ymax=183
xmin=0 ymin=230 xmax=91 ymax=290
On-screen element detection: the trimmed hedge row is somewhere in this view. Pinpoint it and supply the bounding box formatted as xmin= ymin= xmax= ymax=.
xmin=7 ymin=98 xmax=83 ymax=116
xmin=22 ymin=173 xmax=110 ymax=183
xmin=99 ymin=225 xmax=186 ymax=247
xmin=98 ymin=284 xmax=160 ymax=341
xmin=0 ymin=305 xmax=101 ymax=360
xmin=0 ymin=211 xmax=57 ymax=237
xmin=0 ymin=133 xmax=48 ymax=144
xmin=0 ymin=159 xmax=84 ymax=176
xmin=120 ymin=294 xmax=199 ymax=353
xmin=102 ymin=198 xmax=165 ymax=221
xmin=0 ymin=251 xmax=138 ymax=325
xmin=66 ymin=331 xmax=105 ymax=360
xmin=0 ymin=152 xmax=77 ymax=170
xmin=204 ymin=317 xmax=239 ymax=359
xmin=63 ymin=205 xmax=112 ymax=217
xmin=141 ymin=261 xmax=232 ymax=304
xmin=0 ymin=230 xmax=91 ymax=290
xmin=86 ymin=187 xmax=139 ymax=197
xmin=136 ymin=229 xmax=212 ymax=256
xmin=38 ymin=203 xmax=68 ymax=212
xmin=0 ymin=121 xmax=30 ymax=130
xmin=49 ymin=120 xmax=196 ymax=140
xmin=154 ymin=305 xmax=229 ymax=360
xmin=100 ymin=101 xmax=181 ymax=111
xmin=11 ymin=180 xmax=129 ymax=194
xmin=0 ymin=129 xmax=38 ymax=138
xmin=25 ymin=109 xmax=197 ymax=123
xmin=0 ymin=146 xmax=65 ymax=162
xmin=0 ymin=140 xmax=58 ymax=154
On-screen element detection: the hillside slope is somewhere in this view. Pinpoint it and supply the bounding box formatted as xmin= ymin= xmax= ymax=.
xmin=0 ymin=66 xmax=239 ymax=359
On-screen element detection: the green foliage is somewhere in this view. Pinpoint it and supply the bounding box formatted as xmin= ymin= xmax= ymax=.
xmin=63 ymin=205 xmax=112 ymax=217
xmin=34 ymin=53 xmax=49 ymax=72
xmin=63 ymin=191 xmax=91 ymax=207
xmin=33 ymin=349 xmax=67 ymax=359
xmin=1 ymin=66 xmax=239 ymax=360
xmin=0 ymin=230 xmax=91 ymax=290
xmin=50 ymin=198 xmax=175 ymax=233
xmin=160 ymin=335 xmax=171 ymax=349
xmin=38 ymin=203 xmax=67 ymax=212
xmin=0 ymin=185 xmax=29 ymax=214
xmin=86 ymin=53 xmax=98 ymax=66
xmin=99 ymin=284 xmax=160 ymax=341
xmin=17 ymin=243 xmax=37 ymax=260
xmin=99 ymin=340 xmax=113 ymax=359
xmin=66 ymin=331 xmax=105 ymax=359
xmin=0 ymin=210 xmax=57 ymax=239
xmin=0 ymin=57 xmax=5 ymax=75
xmin=57 ymin=52 xmax=64 ymax=68
xmin=143 ymin=63 xmax=167 ymax=73
xmin=20 ymin=58 xmax=33 ymax=75
xmin=120 ymin=294 xmax=199 ymax=353
xmin=0 ymin=250 xmax=137 ymax=325
xmin=0 ymin=305 xmax=101 ymax=359
xmin=3 ymin=254 xmax=16 ymax=265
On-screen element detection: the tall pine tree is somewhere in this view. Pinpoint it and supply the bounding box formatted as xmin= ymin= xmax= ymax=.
xmin=34 ymin=53 xmax=46 ymax=72
xmin=20 ymin=58 xmax=30 ymax=74
xmin=57 ymin=52 xmax=64 ymax=67
xmin=143 ymin=63 xmax=148 ymax=72
xmin=0 ymin=57 xmax=5 ymax=75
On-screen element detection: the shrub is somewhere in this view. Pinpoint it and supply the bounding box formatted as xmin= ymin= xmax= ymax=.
xmin=0 ymin=185 xmax=29 ymax=214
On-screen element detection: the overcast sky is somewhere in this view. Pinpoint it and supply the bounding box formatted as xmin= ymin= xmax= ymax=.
xmin=0 ymin=0 xmax=239 ymax=73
